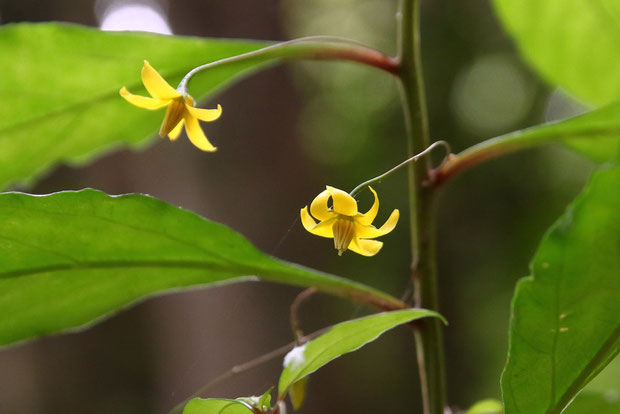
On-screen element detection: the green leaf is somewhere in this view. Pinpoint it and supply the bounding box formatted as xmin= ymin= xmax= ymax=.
xmin=0 ymin=189 xmax=404 ymax=348
xmin=183 ymin=398 xmax=253 ymax=414
xmin=466 ymin=399 xmax=503 ymax=414
xmin=493 ymin=0 xmax=620 ymax=106
xmin=501 ymin=165 xmax=620 ymax=414
xmin=563 ymin=391 xmax=620 ymax=414
xmin=0 ymin=23 xmax=269 ymax=189
xmin=277 ymin=309 xmax=445 ymax=398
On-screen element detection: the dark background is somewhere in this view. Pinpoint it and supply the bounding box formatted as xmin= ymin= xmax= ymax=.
xmin=0 ymin=1 xmax=598 ymax=413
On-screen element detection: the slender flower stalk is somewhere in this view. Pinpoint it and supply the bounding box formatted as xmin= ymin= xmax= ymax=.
xmin=290 ymin=288 xmax=317 ymax=345
xmin=349 ymin=140 xmax=451 ymax=198
xmin=177 ymin=36 xmax=399 ymax=95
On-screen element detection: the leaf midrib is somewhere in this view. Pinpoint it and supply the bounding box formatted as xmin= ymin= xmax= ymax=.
xmin=0 ymin=199 xmax=236 ymax=259
xmin=0 ymin=67 xmax=194 ymax=136
xmin=0 ymin=260 xmax=260 ymax=280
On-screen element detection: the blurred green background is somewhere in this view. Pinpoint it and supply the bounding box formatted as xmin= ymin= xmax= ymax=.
xmin=0 ymin=0 xmax=606 ymax=413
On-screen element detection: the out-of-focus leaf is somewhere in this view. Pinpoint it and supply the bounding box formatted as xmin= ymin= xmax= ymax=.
xmin=288 ymin=377 xmax=308 ymax=410
xmin=183 ymin=398 xmax=252 ymax=414
xmin=0 ymin=23 xmax=270 ymax=189
xmin=564 ymin=390 xmax=620 ymax=414
xmin=466 ymin=399 xmax=503 ymax=414
xmin=501 ymin=165 xmax=620 ymax=414
xmin=582 ymin=354 xmax=620 ymax=394
xmin=0 ymin=189 xmax=404 ymax=348
xmin=277 ymin=309 xmax=445 ymax=398
xmin=493 ymin=0 xmax=620 ymax=106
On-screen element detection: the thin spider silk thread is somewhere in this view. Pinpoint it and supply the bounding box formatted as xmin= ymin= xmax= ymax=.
xmin=270 ymin=214 xmax=301 ymax=256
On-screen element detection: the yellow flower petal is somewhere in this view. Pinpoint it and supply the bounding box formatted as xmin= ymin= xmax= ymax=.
xmin=354 ymin=209 xmax=399 ymax=239
xmin=348 ymin=238 xmax=383 ymax=257
xmin=184 ymin=113 xmax=217 ymax=152
xmin=326 ymin=186 xmax=358 ymax=216
xmin=300 ymin=207 xmax=318 ymax=232
xmin=141 ymin=60 xmax=181 ymax=100
xmin=310 ymin=189 xmax=335 ymax=221
xmin=186 ymin=104 xmax=223 ymax=122
xmin=357 ymin=186 xmax=379 ymax=225
xmin=119 ymin=86 xmax=169 ymax=109
xmin=310 ymin=217 xmax=337 ymax=238
xmin=168 ymin=119 xmax=184 ymax=141
xmin=300 ymin=207 xmax=336 ymax=238
xmin=159 ymin=99 xmax=185 ymax=137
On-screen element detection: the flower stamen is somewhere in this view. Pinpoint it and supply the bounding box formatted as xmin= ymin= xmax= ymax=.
xmin=332 ymin=217 xmax=356 ymax=256
xmin=159 ymin=98 xmax=186 ymax=137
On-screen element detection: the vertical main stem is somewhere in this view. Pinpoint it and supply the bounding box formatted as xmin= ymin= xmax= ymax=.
xmin=397 ymin=1 xmax=447 ymax=413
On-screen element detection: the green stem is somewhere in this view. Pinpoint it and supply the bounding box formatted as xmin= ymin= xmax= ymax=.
xmin=398 ymin=1 xmax=447 ymax=413
xmin=178 ymin=36 xmax=399 ymax=94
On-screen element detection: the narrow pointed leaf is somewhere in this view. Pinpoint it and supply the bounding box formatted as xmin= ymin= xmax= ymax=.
xmin=493 ymin=0 xmax=620 ymax=106
xmin=277 ymin=309 xmax=445 ymax=398
xmin=0 ymin=189 xmax=404 ymax=348
xmin=501 ymin=165 xmax=620 ymax=414
xmin=0 ymin=23 xmax=270 ymax=189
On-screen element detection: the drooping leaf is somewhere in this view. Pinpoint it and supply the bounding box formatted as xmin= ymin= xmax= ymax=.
xmin=0 ymin=23 xmax=270 ymax=189
xmin=277 ymin=309 xmax=445 ymax=398
xmin=466 ymin=399 xmax=503 ymax=414
xmin=493 ymin=0 xmax=620 ymax=106
xmin=288 ymin=377 xmax=308 ymax=410
xmin=183 ymin=398 xmax=253 ymax=414
xmin=0 ymin=189 xmax=404 ymax=348
xmin=501 ymin=165 xmax=620 ymax=414
xmin=563 ymin=390 xmax=620 ymax=414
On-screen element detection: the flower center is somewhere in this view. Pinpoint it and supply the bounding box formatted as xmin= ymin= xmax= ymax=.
xmin=332 ymin=216 xmax=355 ymax=256
xmin=159 ymin=98 xmax=185 ymax=137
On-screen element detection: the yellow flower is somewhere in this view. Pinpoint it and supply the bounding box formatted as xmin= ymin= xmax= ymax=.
xmin=120 ymin=60 xmax=222 ymax=152
xmin=300 ymin=186 xmax=399 ymax=257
